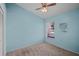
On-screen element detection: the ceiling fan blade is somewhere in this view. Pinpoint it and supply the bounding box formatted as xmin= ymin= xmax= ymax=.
xmin=47 ymin=3 xmax=56 ymax=7
xmin=36 ymin=7 xmax=42 ymax=10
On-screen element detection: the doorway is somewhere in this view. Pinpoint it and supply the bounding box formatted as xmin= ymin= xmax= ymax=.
xmin=0 ymin=6 xmax=4 ymax=56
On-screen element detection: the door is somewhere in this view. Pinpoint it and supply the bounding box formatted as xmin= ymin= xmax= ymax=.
xmin=0 ymin=6 xmax=3 ymax=56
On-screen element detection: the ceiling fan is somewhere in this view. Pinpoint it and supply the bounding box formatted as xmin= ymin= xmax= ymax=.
xmin=36 ymin=3 xmax=56 ymax=13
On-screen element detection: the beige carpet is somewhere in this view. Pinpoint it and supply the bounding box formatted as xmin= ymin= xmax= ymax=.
xmin=6 ymin=43 xmax=79 ymax=56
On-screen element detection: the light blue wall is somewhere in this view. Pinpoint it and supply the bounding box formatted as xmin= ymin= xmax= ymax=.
xmin=46 ymin=8 xmax=79 ymax=53
xmin=6 ymin=4 xmax=44 ymax=52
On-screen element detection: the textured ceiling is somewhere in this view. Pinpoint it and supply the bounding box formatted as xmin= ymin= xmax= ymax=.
xmin=17 ymin=3 xmax=79 ymax=19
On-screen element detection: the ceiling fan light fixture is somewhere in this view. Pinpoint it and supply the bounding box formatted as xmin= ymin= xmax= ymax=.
xmin=36 ymin=3 xmax=56 ymax=13
xmin=41 ymin=7 xmax=48 ymax=13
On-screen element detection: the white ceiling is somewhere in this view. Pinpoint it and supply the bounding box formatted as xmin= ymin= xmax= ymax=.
xmin=17 ymin=3 xmax=79 ymax=19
